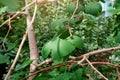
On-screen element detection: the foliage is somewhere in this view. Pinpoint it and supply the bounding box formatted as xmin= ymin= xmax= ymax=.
xmin=85 ymin=1 xmax=102 ymax=16
xmin=0 ymin=0 xmax=120 ymax=80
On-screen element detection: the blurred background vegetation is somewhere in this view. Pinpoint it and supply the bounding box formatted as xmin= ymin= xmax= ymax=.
xmin=0 ymin=0 xmax=120 ymax=80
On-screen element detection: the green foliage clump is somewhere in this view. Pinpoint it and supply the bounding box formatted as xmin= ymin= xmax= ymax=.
xmin=85 ymin=1 xmax=102 ymax=16
xmin=114 ymin=0 xmax=120 ymax=9
xmin=66 ymin=2 xmax=84 ymax=14
xmin=0 ymin=0 xmax=120 ymax=80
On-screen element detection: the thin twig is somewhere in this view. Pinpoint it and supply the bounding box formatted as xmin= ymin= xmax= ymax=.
xmin=4 ymin=32 xmax=28 ymax=80
xmin=75 ymin=46 xmax=120 ymax=60
xmin=71 ymin=0 xmax=79 ymax=19
xmin=77 ymin=55 xmax=86 ymax=65
xmin=68 ymin=27 xmax=73 ymax=38
xmin=2 ymin=16 xmax=12 ymax=51
xmin=85 ymin=58 xmax=108 ymax=80
xmin=81 ymin=62 xmax=119 ymax=67
xmin=37 ymin=58 xmax=53 ymax=67
xmin=23 ymin=61 xmax=73 ymax=80
xmin=23 ymin=46 xmax=120 ymax=79
xmin=116 ymin=67 xmax=120 ymax=80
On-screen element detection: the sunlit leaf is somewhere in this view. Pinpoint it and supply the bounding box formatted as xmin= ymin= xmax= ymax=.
xmin=41 ymin=37 xmax=75 ymax=60
xmin=0 ymin=6 xmax=8 ymax=15
xmin=66 ymin=35 xmax=84 ymax=48
xmin=41 ymin=41 xmax=52 ymax=59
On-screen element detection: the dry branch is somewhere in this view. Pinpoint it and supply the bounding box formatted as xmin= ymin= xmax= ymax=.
xmin=25 ymin=0 xmax=39 ymax=79
xmin=4 ymin=33 xmax=28 ymax=80
xmin=85 ymin=58 xmax=108 ymax=80
xmin=23 ymin=61 xmax=73 ymax=80
xmin=24 ymin=46 xmax=120 ymax=79
xmin=116 ymin=67 xmax=120 ymax=80
xmin=81 ymin=62 xmax=119 ymax=67
xmin=37 ymin=58 xmax=53 ymax=67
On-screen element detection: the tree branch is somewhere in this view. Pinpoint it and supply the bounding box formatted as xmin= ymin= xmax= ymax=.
xmin=85 ymin=58 xmax=109 ymax=80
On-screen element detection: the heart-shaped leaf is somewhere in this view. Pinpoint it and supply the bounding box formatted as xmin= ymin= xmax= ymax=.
xmin=41 ymin=37 xmax=75 ymax=60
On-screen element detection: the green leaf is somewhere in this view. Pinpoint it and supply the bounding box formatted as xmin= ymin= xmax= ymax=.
xmin=59 ymin=30 xmax=70 ymax=39
xmin=57 ymin=38 xmax=75 ymax=57
xmin=114 ymin=0 xmax=120 ymax=9
xmin=115 ymin=31 xmax=120 ymax=43
xmin=66 ymin=2 xmax=84 ymax=14
xmin=0 ymin=54 xmax=9 ymax=64
xmin=0 ymin=0 xmax=20 ymax=11
xmin=7 ymin=43 xmax=16 ymax=51
xmin=50 ymin=18 xmax=75 ymax=33
xmin=66 ymin=2 xmax=76 ymax=13
xmin=66 ymin=35 xmax=84 ymax=48
xmin=71 ymin=68 xmax=83 ymax=80
xmin=15 ymin=60 xmax=33 ymax=71
xmin=9 ymin=71 xmax=25 ymax=80
xmin=41 ymin=37 xmax=75 ymax=60
xmin=41 ymin=41 xmax=52 ymax=59
xmin=0 ymin=6 xmax=8 ymax=15
xmin=85 ymin=1 xmax=102 ymax=16
xmin=49 ymin=72 xmax=72 ymax=80
xmin=33 ymin=73 xmax=51 ymax=80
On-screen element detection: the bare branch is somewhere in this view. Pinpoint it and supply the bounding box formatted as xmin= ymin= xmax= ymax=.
xmin=2 ymin=16 xmax=12 ymax=51
xmin=85 ymin=46 xmax=120 ymax=56
xmin=85 ymin=58 xmax=108 ymax=80
xmin=23 ymin=61 xmax=73 ymax=80
xmin=81 ymin=62 xmax=119 ymax=67
xmin=71 ymin=0 xmax=79 ymax=19
xmin=116 ymin=67 xmax=120 ymax=80
xmin=4 ymin=32 xmax=28 ymax=80
xmin=37 ymin=58 xmax=53 ymax=67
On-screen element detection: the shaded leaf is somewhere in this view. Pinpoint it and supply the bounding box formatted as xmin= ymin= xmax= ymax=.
xmin=66 ymin=2 xmax=84 ymax=14
xmin=115 ymin=31 xmax=120 ymax=43
xmin=7 ymin=43 xmax=16 ymax=51
xmin=0 ymin=0 xmax=20 ymax=11
xmin=85 ymin=1 xmax=102 ymax=16
xmin=15 ymin=60 xmax=33 ymax=71
xmin=0 ymin=54 xmax=9 ymax=64
xmin=71 ymin=68 xmax=83 ymax=80
xmin=49 ymin=72 xmax=72 ymax=80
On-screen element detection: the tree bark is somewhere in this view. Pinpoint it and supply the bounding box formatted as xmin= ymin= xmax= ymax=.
xmin=25 ymin=0 xmax=39 ymax=79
